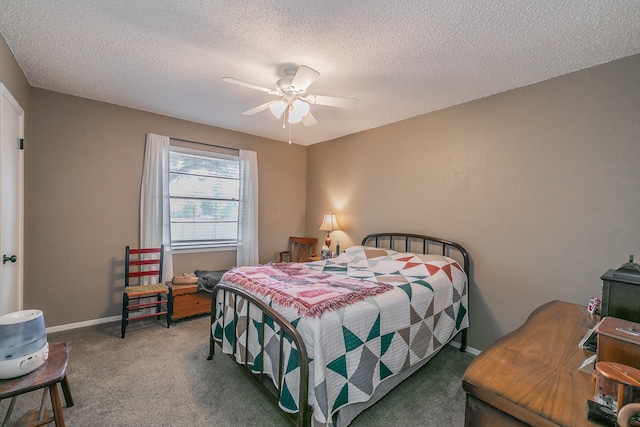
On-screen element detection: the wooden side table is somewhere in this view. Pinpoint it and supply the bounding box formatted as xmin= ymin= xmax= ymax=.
xmin=171 ymin=283 xmax=212 ymax=321
xmin=462 ymin=301 xmax=599 ymax=426
xmin=0 ymin=342 xmax=74 ymax=426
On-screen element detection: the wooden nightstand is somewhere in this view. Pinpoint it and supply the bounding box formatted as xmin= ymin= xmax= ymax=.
xmin=170 ymin=283 xmax=211 ymax=321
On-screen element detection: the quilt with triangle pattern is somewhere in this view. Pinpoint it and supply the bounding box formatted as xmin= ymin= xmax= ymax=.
xmin=212 ymin=245 xmax=468 ymax=426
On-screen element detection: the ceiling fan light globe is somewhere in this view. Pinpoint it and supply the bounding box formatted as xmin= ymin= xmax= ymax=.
xmin=292 ymin=99 xmax=311 ymax=117
xmin=288 ymin=114 xmax=303 ymax=124
xmin=269 ymin=100 xmax=287 ymax=119
xmin=287 ymin=107 xmax=303 ymax=124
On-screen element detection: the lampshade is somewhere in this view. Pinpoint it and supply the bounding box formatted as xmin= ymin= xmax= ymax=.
xmin=319 ymin=212 xmax=340 ymax=248
xmin=269 ymin=100 xmax=287 ymax=119
xmin=319 ymin=213 xmax=340 ymax=232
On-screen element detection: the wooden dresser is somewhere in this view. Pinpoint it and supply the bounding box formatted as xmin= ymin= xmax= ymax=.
xmin=171 ymin=283 xmax=211 ymax=321
xmin=462 ymin=300 xmax=600 ymax=426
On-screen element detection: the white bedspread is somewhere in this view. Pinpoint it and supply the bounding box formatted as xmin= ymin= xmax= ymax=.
xmin=212 ymin=246 xmax=468 ymax=426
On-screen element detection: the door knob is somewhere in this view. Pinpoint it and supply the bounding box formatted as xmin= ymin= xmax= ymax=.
xmin=2 ymin=255 xmax=17 ymax=264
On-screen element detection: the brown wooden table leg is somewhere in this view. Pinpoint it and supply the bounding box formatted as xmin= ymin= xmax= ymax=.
xmin=60 ymin=375 xmax=74 ymax=407
xmin=48 ymin=383 xmax=65 ymax=427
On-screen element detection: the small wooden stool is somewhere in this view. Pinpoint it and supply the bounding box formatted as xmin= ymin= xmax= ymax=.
xmin=0 ymin=342 xmax=74 ymax=426
xmin=594 ymin=361 xmax=640 ymax=413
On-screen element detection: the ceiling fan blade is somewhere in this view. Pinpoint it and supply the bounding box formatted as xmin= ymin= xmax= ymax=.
xmin=291 ymin=65 xmax=320 ymax=92
xmin=242 ymin=102 xmax=271 ymax=115
xmin=222 ymin=77 xmax=277 ymax=94
xmin=302 ymin=112 xmax=318 ymax=127
xmin=306 ymin=94 xmax=359 ymax=109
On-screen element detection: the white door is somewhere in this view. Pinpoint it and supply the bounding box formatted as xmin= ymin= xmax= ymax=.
xmin=0 ymin=83 xmax=24 ymax=315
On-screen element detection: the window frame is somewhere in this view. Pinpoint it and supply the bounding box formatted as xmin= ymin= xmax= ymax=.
xmin=168 ymin=145 xmax=240 ymax=253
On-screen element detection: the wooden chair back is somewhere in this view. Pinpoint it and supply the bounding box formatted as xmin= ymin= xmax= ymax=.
xmin=125 ymin=246 xmax=164 ymax=286
xmin=279 ymin=237 xmax=317 ymax=263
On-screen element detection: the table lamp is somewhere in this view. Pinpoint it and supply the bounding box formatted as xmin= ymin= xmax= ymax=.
xmin=319 ymin=212 xmax=340 ymax=248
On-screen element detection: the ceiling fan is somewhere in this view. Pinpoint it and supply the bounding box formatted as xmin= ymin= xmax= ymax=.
xmin=222 ymin=65 xmax=359 ymax=127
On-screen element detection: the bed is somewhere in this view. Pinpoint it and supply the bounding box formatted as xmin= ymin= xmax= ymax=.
xmin=208 ymin=232 xmax=469 ymax=427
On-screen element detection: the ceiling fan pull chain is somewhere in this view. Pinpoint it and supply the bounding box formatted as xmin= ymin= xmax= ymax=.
xmin=288 ymin=121 xmax=292 ymax=144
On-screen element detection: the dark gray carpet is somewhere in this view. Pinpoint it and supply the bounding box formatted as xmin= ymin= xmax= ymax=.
xmin=1 ymin=316 xmax=474 ymax=426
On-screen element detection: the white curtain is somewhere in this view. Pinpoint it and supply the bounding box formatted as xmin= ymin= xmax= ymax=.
xmin=140 ymin=133 xmax=173 ymax=282
xmin=236 ymin=149 xmax=259 ymax=266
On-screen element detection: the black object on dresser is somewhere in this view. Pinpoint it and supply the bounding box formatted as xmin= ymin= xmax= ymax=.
xmin=601 ymin=255 xmax=640 ymax=324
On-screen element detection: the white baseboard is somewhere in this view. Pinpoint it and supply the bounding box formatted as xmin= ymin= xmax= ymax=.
xmin=447 ymin=339 xmax=481 ymax=356
xmin=46 ymin=315 xmax=120 ymax=333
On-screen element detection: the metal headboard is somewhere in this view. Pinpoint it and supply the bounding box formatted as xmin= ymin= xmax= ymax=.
xmin=361 ymin=232 xmax=469 ymax=274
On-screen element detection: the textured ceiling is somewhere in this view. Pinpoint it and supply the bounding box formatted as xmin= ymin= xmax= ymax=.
xmin=1 ymin=1 xmax=639 ymax=146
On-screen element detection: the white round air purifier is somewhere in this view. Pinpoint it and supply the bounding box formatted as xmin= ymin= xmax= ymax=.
xmin=0 ymin=309 xmax=49 ymax=379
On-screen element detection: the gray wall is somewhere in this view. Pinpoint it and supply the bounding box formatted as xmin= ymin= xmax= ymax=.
xmin=306 ymin=54 xmax=640 ymax=351
xmin=26 ymin=89 xmax=307 ymax=326
xmin=0 ymin=36 xmax=30 ymax=118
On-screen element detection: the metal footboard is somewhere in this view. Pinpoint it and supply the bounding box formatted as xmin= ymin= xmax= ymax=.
xmin=207 ymin=232 xmax=470 ymax=426
xmin=208 ymin=283 xmax=311 ymax=426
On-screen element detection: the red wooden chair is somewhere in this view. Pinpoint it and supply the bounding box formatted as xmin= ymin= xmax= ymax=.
xmin=121 ymin=245 xmax=172 ymax=338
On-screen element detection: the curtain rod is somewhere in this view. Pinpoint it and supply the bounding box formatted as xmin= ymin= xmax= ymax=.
xmin=170 ymin=137 xmax=240 ymax=152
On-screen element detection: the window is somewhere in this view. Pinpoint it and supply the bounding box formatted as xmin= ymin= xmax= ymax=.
xmin=169 ymin=147 xmax=239 ymax=250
